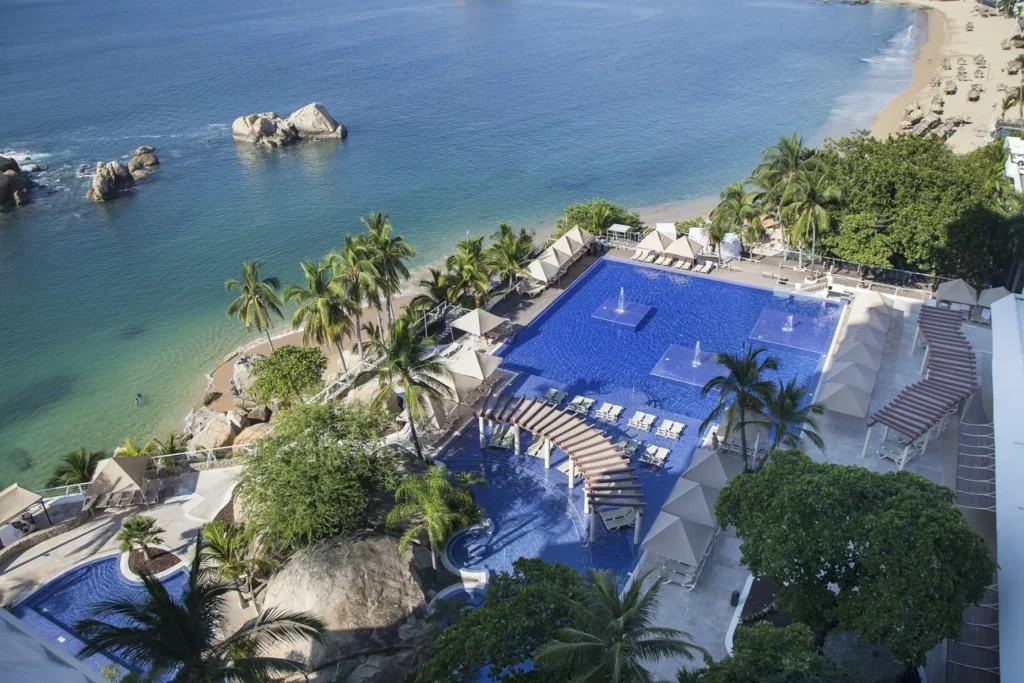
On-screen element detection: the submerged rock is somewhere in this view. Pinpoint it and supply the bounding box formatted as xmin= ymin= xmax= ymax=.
xmin=260 ymin=532 xmax=434 ymax=683
xmin=232 ymin=102 xmax=346 ymax=148
xmin=85 ymin=160 xmax=135 ymax=202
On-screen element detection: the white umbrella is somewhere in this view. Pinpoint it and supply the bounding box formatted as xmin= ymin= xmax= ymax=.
xmin=452 ymin=308 xmax=506 ymax=337
xmin=637 ymin=230 xmax=673 ymax=253
xmin=824 ymin=361 xmax=878 ymax=393
xmin=540 ymin=246 xmax=569 ymax=268
xmin=551 ymin=235 xmax=576 ymax=260
xmin=683 ymin=448 xmax=745 ymax=489
xmin=564 ymin=225 xmax=595 ymax=247
xmin=446 ymin=347 xmax=502 ymax=381
xmin=526 ymin=258 xmax=559 ymax=283
xmin=640 ymin=511 xmax=716 ymax=567
xmin=661 ymin=478 xmax=718 ymax=526
xmin=817 ymin=382 xmax=872 ymax=418
xmin=978 ymin=286 xmax=1010 ymax=308
xmin=665 ymin=236 xmax=704 ymax=261
xmin=935 ymin=278 xmax=978 ymax=306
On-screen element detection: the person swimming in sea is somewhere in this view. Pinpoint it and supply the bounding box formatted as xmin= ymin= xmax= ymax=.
xmin=135 ymin=393 xmax=143 ymax=405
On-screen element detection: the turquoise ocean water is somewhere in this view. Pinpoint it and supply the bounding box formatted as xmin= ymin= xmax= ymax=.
xmin=0 ymin=0 xmax=920 ymax=488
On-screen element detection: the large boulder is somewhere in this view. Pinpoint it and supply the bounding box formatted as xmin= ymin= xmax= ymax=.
xmin=85 ymin=160 xmax=135 ymax=202
xmin=127 ymin=146 xmax=160 ymax=173
xmin=233 ymin=422 xmax=273 ymax=452
xmin=230 ymin=353 xmax=265 ymax=399
xmin=231 ymin=112 xmax=300 ymax=148
xmin=287 ymin=102 xmax=347 ymax=140
xmin=0 ymin=156 xmax=21 ymax=173
xmin=187 ymin=406 xmax=246 ymax=451
xmin=260 ymin=532 xmax=434 ymax=683
xmin=0 ymin=159 xmax=35 ymax=210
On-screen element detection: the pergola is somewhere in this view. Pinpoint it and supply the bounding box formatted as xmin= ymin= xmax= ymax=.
xmin=0 ymin=484 xmax=51 ymax=549
xmin=475 ymin=392 xmax=645 ymax=544
xmin=863 ymin=306 xmax=977 ymax=469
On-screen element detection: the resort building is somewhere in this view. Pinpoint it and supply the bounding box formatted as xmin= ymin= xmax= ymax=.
xmin=1002 ymin=136 xmax=1024 ymax=192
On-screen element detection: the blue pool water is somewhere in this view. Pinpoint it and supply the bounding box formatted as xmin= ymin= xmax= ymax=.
xmin=439 ymin=258 xmax=842 ymax=578
xmin=13 ymin=555 xmax=187 ymax=676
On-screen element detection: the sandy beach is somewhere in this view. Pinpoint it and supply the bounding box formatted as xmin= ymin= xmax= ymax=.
xmin=874 ymin=0 xmax=1023 ymax=152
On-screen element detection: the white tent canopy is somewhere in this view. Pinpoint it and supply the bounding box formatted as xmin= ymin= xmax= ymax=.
xmin=833 ymin=340 xmax=883 ymax=370
xmin=665 ymin=236 xmax=704 ymax=261
xmin=683 ymin=448 xmax=745 ymax=489
xmin=637 ymin=230 xmax=673 ymax=253
xmin=607 ymin=223 xmax=632 ymax=235
xmin=824 ymin=361 xmax=878 ymax=393
xmin=844 ymin=324 xmax=887 ymax=351
xmin=446 ymin=347 xmax=502 ymax=382
xmin=688 ymin=226 xmax=710 ymax=248
xmin=655 ymin=223 xmax=678 ymax=240
xmin=452 ymin=308 xmax=506 ymax=337
xmin=719 ymin=233 xmax=742 ymax=260
xmin=526 ymin=258 xmax=559 ymax=283
xmin=563 ymin=225 xmax=595 ymax=247
xmin=935 ymin=278 xmax=978 ymax=306
xmin=818 ymin=382 xmax=872 ymax=418
xmin=551 ymin=235 xmax=576 ymax=260
xmin=978 ymin=286 xmax=1011 ymax=308
xmin=539 ymin=246 xmax=568 ymax=268
xmin=641 ymin=511 xmax=716 ymax=567
xmin=661 ymin=478 xmax=718 ymax=526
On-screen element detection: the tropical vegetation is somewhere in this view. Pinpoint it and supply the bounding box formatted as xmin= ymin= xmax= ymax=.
xmin=225 ymin=259 xmax=284 ymax=350
xmin=716 ymin=449 xmax=996 ymax=667
xmin=386 ymin=464 xmax=484 ymax=569
xmin=201 ymin=521 xmax=277 ymax=609
xmin=117 ymin=515 xmax=165 ymax=562
xmin=249 ymin=345 xmax=327 ymax=408
xmin=554 ymin=198 xmax=643 ymax=238
xmin=47 ymin=447 xmax=106 ymax=487
xmin=76 ymin=536 xmax=324 ymax=682
xmin=762 ymin=377 xmax=825 ymax=451
xmin=283 ymin=261 xmax=355 ymax=374
xmin=237 ymin=402 xmax=398 ymax=549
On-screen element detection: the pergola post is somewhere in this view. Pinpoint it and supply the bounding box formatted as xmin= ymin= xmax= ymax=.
xmin=589 ymin=508 xmax=597 ymax=543
xmin=920 ymin=427 xmax=933 ymax=457
xmin=513 ymin=426 xmax=521 ymax=456
xmin=861 ymin=424 xmax=874 ymax=459
xmin=568 ymin=459 xmax=575 ymax=489
xmin=912 ymin=324 xmax=921 ymax=350
xmin=583 ymin=492 xmax=590 ymax=514
xmin=899 ymin=444 xmax=911 ymax=470
xmin=919 ymin=347 xmax=929 ymax=375
xmin=544 ymin=439 xmax=552 ymax=470
xmin=633 ymin=509 xmax=643 ymax=545
xmin=881 ymin=425 xmax=890 ymax=443
xmin=962 ymin=393 xmax=974 ymax=419
xmin=478 ymin=417 xmax=485 ymax=449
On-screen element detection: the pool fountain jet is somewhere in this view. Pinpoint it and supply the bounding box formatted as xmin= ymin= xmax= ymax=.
xmin=616 ymin=287 xmax=626 ymax=314
xmin=782 ymin=314 xmax=794 ymax=332
xmin=692 ymin=341 xmax=702 ymax=368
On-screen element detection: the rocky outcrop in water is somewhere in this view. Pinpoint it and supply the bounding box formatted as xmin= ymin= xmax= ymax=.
xmin=232 ymin=102 xmax=346 ymax=148
xmin=0 ymin=156 xmax=36 ymax=210
xmin=86 ymin=147 xmax=161 ymax=201
xmin=127 ymin=146 xmax=160 ymax=179
xmin=260 ymin=532 xmax=434 ymax=683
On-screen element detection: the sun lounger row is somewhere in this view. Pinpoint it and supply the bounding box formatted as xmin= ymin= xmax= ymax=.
xmin=566 ymin=395 xmax=596 ymax=415
xmin=639 ymin=445 xmax=671 ymax=467
xmin=656 ymin=419 xmax=686 ymax=440
xmin=631 ymin=249 xmax=658 ymax=263
xmin=541 ymin=387 xmax=568 ymax=405
xmin=595 ymin=402 xmax=624 ymax=422
xmin=628 ymin=411 xmax=657 ymax=430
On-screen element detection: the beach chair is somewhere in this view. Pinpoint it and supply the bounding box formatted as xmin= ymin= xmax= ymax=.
xmin=643 ymin=252 xmax=658 ymax=263
xmin=541 ymin=388 xmax=566 ymax=406
xmin=498 ymin=427 xmax=516 ymax=450
xmin=777 ymin=277 xmax=789 ymax=287
xmin=613 ymin=437 xmax=642 ymax=457
xmin=631 ymin=249 xmax=646 ymax=261
xmin=600 ymin=507 xmax=637 ymax=532
xmin=488 ymin=424 xmax=508 ymax=448
xmin=599 ymin=403 xmax=624 ymax=423
xmin=655 ymin=419 xmax=674 ymax=438
xmin=526 ymin=439 xmax=544 ymax=458
xmin=627 ymin=411 xmax=647 ymax=429
xmin=656 ymin=420 xmax=685 ymax=440
xmin=567 ymin=396 xmax=595 ymax=415
xmin=640 ymin=445 xmax=670 ymax=468
xmin=556 ymin=459 xmax=582 ymax=480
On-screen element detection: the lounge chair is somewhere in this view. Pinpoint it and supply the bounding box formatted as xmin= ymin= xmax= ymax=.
xmin=640 ymin=445 xmax=670 ymax=467
xmin=655 ymin=256 xmax=672 ymax=266
xmin=656 ymin=420 xmax=685 ymax=440
xmin=556 ymin=459 xmax=582 ymax=479
xmin=566 ymin=396 xmax=595 ymax=415
xmin=631 ymin=249 xmax=646 ymax=261
xmin=643 ymin=252 xmax=658 ymax=263
xmin=627 ymin=411 xmax=656 ymax=431
xmin=595 ymin=402 xmax=623 ymax=422
xmin=498 ymin=427 xmax=516 ymax=450
xmin=600 ymin=507 xmax=637 ymax=532
xmin=526 ymin=439 xmax=544 ymax=458
xmin=489 ymin=424 xmax=509 ymax=448
xmin=541 ymin=388 xmax=567 ymax=406
xmin=613 ymin=437 xmax=642 ymax=457
xmin=777 ymin=277 xmax=789 ymax=287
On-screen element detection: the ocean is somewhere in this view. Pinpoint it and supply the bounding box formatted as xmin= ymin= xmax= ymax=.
xmin=0 ymin=0 xmax=920 ymax=488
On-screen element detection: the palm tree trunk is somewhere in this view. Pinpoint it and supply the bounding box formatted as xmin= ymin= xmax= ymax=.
xmin=408 ymin=415 xmax=423 ymax=461
xmin=431 ymin=547 xmax=437 ymax=571
xmin=354 ymin=311 xmax=365 ymax=362
xmin=265 ymin=329 xmax=275 ymax=351
xmin=334 ymin=341 xmax=348 ymax=374
xmin=236 ymin=586 xmax=246 ymax=609
xmin=142 ymin=545 xmax=151 ymax=562
xmin=739 ymin=408 xmax=751 ymax=472
xmin=387 ymin=295 xmax=395 ymax=324
xmin=376 ymin=307 xmax=384 ymax=333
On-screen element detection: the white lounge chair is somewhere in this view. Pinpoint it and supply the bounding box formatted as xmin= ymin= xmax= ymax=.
xmin=655 ymin=256 xmax=671 ymax=266
xmin=541 ymin=388 xmax=567 ymax=405
xmin=489 ymin=424 xmax=508 ymax=448
xmin=640 ymin=445 xmax=670 ymax=467
xmin=595 ymin=403 xmax=623 ymax=422
xmin=643 ymin=252 xmax=658 ymax=263
xmin=600 ymin=507 xmax=637 ymax=532
xmin=628 ymin=411 xmax=656 ymax=431
xmin=656 ymin=420 xmax=685 ymax=440
xmin=613 ymin=437 xmax=642 ymax=456
xmin=567 ymin=396 xmax=595 ymax=415
xmin=631 ymin=249 xmax=647 ymax=261
xmin=526 ymin=439 xmax=544 ymax=458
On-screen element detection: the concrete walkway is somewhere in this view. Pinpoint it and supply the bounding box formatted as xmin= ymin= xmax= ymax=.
xmin=0 ymin=467 xmax=241 ymax=607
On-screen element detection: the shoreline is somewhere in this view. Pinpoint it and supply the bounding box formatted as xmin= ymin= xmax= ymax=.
xmin=872 ymin=0 xmax=1022 ymax=152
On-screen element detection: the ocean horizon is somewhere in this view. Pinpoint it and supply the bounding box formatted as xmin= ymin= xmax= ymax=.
xmin=0 ymin=0 xmax=921 ymax=488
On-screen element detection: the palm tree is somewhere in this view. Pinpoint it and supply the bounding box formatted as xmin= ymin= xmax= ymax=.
xmin=284 ymin=261 xmax=356 ymax=374
xmin=699 ymin=345 xmax=779 ymax=472
xmin=117 ymin=437 xmax=154 ymax=458
xmin=763 ymin=377 xmax=826 ymax=455
xmin=225 ymin=260 xmax=284 ymax=350
xmin=588 ymin=202 xmax=613 ymax=235
xmin=410 ymin=267 xmax=455 ymax=311
xmin=1003 ymin=86 xmax=1024 ymax=122
xmin=363 ymin=212 xmax=415 ymax=324
xmin=447 ymin=236 xmax=492 ymax=308
xmin=47 ymin=447 xmax=106 ymax=487
xmin=710 ymin=181 xmax=763 ymax=252
xmin=386 ymin=464 xmax=482 ymax=570
xmin=780 ymin=169 xmax=839 ymax=269
xmin=202 ymin=521 xmax=277 ymax=609
xmin=975 ymin=141 xmax=1016 ymax=212
xmin=488 ymin=222 xmax=534 ymax=293
xmin=353 ymin=315 xmax=453 ymax=460
xmin=752 ymin=132 xmax=819 ymax=211
xmin=145 ymin=434 xmax=183 ymax=457
xmin=534 ymin=570 xmax=705 ymax=682
xmin=117 ymin=515 xmax=165 ymax=562
xmin=328 ymin=235 xmax=378 ymax=364
xmin=76 ymin=536 xmax=324 ymax=682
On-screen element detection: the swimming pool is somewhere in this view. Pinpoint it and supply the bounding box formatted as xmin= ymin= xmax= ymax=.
xmin=438 ymin=258 xmax=842 ymax=579
xmin=13 ymin=555 xmax=187 ymax=676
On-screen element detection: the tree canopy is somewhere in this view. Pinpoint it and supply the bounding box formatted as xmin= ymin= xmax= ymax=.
xmin=249 ymin=345 xmax=327 ymax=408
xmin=238 ymin=402 xmax=398 ymax=549
xmin=554 ymin=198 xmax=643 ymax=237
xmin=414 ymin=559 xmax=586 ymax=683
xmin=715 ymin=450 xmax=995 ymax=666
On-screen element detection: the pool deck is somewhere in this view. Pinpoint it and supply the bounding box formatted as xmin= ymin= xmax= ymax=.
xmin=0 ymin=466 xmax=241 ymax=607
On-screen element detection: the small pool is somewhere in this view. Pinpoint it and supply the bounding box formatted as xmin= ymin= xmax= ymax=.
xmin=438 ymin=258 xmax=843 ymax=580
xmin=13 ymin=555 xmax=187 ymax=676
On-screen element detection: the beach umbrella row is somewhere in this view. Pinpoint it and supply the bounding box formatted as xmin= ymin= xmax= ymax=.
xmin=818 ymin=291 xmax=893 ymax=418
xmin=637 ymin=231 xmax=705 ymax=262
xmin=524 ymin=226 xmax=594 ymax=283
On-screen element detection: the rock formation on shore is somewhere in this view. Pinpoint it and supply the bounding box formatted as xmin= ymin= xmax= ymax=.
xmin=86 ymin=147 xmax=160 ymax=202
xmin=232 ymin=102 xmax=347 ymax=148
xmin=260 ymin=532 xmax=434 ymax=683
xmin=0 ymin=156 xmax=38 ymax=210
